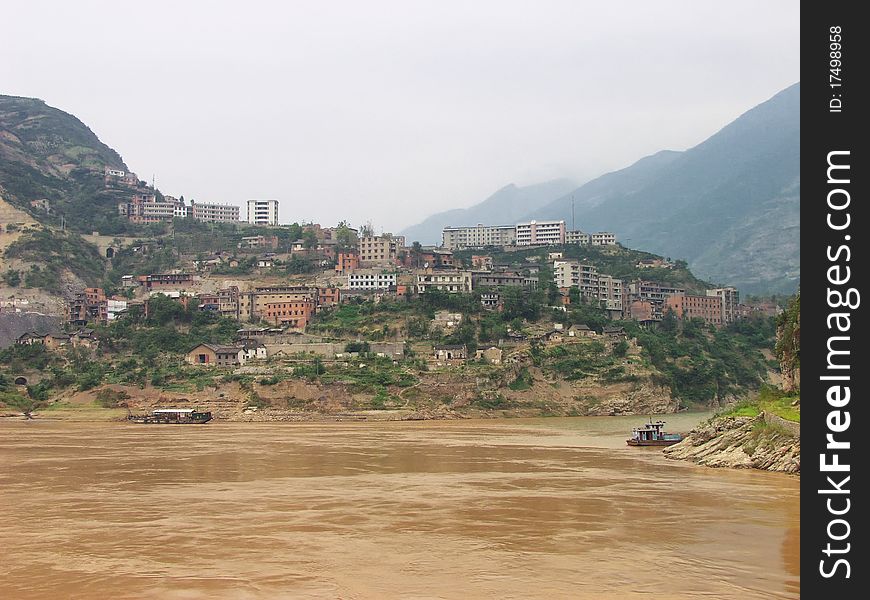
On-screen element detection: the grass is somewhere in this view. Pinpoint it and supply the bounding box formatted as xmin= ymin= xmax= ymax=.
xmin=721 ymin=385 xmax=800 ymax=422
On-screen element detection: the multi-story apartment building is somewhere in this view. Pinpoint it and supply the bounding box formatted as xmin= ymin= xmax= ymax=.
xmin=623 ymin=280 xmax=686 ymax=321
xmin=706 ymin=287 xmax=740 ymax=324
xmin=119 ymin=194 xmax=239 ymax=223
xmin=190 ymin=201 xmax=240 ymax=223
xmin=566 ymin=230 xmax=591 ymax=245
xmin=66 ymin=288 xmax=109 ymax=325
xmin=553 ymin=261 xmax=599 ymax=299
xmin=515 ymin=220 xmax=566 ymax=246
xmin=335 ymin=252 xmax=360 ymax=274
xmin=358 ymin=235 xmax=403 ymax=266
xmin=239 ymin=285 xmax=316 ymax=322
xmin=142 ymin=273 xmax=199 ymax=290
xmin=416 ymin=270 xmax=473 ymax=294
xmin=263 ymin=300 xmax=315 ymax=328
xmin=347 ymin=270 xmax=398 ymax=290
xmin=591 ymin=232 xmax=617 ymax=246
xmin=471 ymin=271 xmax=527 ymax=289
xmin=665 ymin=294 xmax=725 ymax=326
xmin=246 ymin=199 xmax=280 ymax=226
xmin=441 ymin=224 xmax=517 ymax=249
xmin=597 ymin=274 xmax=623 ymax=313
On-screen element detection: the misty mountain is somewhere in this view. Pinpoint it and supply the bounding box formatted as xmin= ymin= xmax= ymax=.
xmin=527 ymin=83 xmax=799 ymax=294
xmin=401 ymin=179 xmax=576 ymax=245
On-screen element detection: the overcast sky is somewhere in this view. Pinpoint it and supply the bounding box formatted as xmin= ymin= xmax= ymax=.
xmin=4 ymin=1 xmax=799 ymax=232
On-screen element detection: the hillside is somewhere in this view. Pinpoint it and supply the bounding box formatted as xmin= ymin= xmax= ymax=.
xmin=400 ymin=179 xmax=576 ymax=245
xmin=0 ymin=95 xmax=137 ymax=234
xmin=527 ymin=84 xmax=800 ymax=294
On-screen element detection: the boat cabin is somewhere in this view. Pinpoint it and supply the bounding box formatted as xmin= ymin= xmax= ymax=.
xmin=128 ymin=408 xmax=212 ymax=424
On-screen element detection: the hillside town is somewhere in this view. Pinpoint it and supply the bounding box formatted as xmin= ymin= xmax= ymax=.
xmin=5 ymin=205 xmax=777 ymax=372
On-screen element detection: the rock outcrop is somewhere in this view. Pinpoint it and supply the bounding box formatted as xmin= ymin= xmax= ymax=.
xmin=663 ymin=413 xmax=800 ymax=474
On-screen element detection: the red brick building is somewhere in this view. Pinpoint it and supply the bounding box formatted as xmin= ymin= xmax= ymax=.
xmin=665 ymin=294 xmax=724 ymax=326
xmin=264 ymin=300 xmax=315 ymax=329
xmin=335 ymin=252 xmax=360 ymax=274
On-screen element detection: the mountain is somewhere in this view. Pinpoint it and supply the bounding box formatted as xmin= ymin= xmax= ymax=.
xmin=401 ymin=178 xmax=576 ymax=245
xmin=0 ymin=95 xmax=132 ymax=233
xmin=527 ymin=83 xmax=800 ymax=294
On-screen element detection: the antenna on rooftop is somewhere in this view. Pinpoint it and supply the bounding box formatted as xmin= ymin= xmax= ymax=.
xmin=571 ymin=196 xmax=575 ymax=231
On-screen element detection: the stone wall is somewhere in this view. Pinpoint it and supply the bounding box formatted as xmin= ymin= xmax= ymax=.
xmin=764 ymin=412 xmax=801 ymax=437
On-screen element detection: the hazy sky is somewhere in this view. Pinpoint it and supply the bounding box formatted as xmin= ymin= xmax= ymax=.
xmin=4 ymin=1 xmax=799 ymax=232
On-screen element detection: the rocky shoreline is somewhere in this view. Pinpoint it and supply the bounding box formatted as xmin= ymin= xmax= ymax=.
xmin=663 ymin=412 xmax=800 ymax=474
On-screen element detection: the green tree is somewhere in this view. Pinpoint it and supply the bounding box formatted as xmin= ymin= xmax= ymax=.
xmin=2 ymin=269 xmax=21 ymax=287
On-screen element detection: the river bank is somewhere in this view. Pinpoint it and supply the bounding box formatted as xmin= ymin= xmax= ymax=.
xmin=664 ymin=412 xmax=800 ymax=474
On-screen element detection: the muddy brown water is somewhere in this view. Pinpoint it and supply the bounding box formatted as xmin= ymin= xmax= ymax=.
xmin=0 ymin=414 xmax=798 ymax=599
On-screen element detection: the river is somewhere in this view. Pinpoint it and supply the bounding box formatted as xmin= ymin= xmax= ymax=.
xmin=0 ymin=414 xmax=799 ymax=599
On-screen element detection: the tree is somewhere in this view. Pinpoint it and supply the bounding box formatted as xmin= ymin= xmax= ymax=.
xmin=2 ymin=269 xmax=21 ymax=287
xmin=410 ymin=241 xmax=423 ymax=268
xmin=335 ymin=221 xmax=358 ymax=252
xmin=302 ymin=229 xmax=318 ymax=250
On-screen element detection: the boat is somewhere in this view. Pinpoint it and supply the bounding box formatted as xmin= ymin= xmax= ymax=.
xmin=127 ymin=408 xmax=213 ymax=424
xmin=626 ymin=419 xmax=683 ymax=446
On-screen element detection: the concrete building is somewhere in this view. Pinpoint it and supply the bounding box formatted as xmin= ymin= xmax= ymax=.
xmin=66 ymin=288 xmax=108 ymax=325
xmin=553 ymin=261 xmax=599 ymax=299
xmin=591 ymin=232 xmax=617 ymax=246
xmin=566 ymin=230 xmax=591 ymax=245
xmin=515 ymin=220 xmax=565 ymax=246
xmin=347 ymin=270 xmax=398 ymax=290
xmin=706 ymin=287 xmax=740 ymax=324
xmin=472 ymin=271 xmax=527 ymax=289
xmin=246 ymin=199 xmax=280 ymax=226
xmin=357 ymin=235 xmax=405 ymax=266
xmin=416 ymin=270 xmax=473 ymax=294
xmin=190 ymin=201 xmax=240 ymax=223
xmin=441 ymin=224 xmax=516 ymax=249
xmin=624 ymin=280 xmax=686 ymax=321
xmin=597 ymin=274 xmax=624 ymax=313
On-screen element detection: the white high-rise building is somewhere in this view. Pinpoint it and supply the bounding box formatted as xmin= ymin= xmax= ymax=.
xmin=515 ymin=220 xmax=566 ymax=246
xmin=246 ymin=199 xmax=280 ymax=226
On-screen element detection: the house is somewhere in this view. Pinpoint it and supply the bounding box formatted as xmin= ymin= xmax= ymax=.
xmin=539 ymin=329 xmax=564 ymax=343
xmin=475 ymin=346 xmax=503 ymax=365
xmin=239 ymin=339 xmax=268 ymax=362
xmin=567 ymin=324 xmax=595 ymax=338
xmin=186 ymin=343 xmax=244 ymax=367
xmin=603 ymin=326 xmax=627 ymax=340
xmin=433 ymin=344 xmax=467 ymax=362
xmin=69 ymin=328 xmax=99 ymax=349
xmin=43 ymin=333 xmax=71 ymax=350
xmin=15 ymin=332 xmax=45 ymax=345
xmin=432 ymin=310 xmax=462 ymax=330
xmin=257 ymin=258 xmax=274 ymax=268
xmin=480 ymin=292 xmax=501 ymax=310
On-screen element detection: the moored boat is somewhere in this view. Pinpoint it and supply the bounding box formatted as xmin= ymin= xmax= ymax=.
xmin=627 ymin=419 xmax=683 ymax=446
xmin=128 ymin=408 xmax=212 ymax=424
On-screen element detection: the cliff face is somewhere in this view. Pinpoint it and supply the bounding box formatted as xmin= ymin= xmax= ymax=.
xmin=663 ymin=414 xmax=799 ymax=474
xmin=775 ymin=293 xmax=800 ymax=393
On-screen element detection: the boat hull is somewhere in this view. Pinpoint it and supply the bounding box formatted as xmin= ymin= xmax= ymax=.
xmin=127 ymin=412 xmax=212 ymax=424
xmin=626 ymin=438 xmax=681 ymax=446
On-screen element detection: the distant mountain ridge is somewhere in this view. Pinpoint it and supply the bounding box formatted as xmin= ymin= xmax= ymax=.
xmin=528 ymin=83 xmax=799 ymax=294
xmin=400 ymin=178 xmax=576 ymax=245
xmin=404 ymin=83 xmax=799 ymax=294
